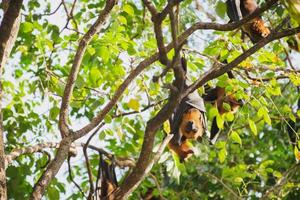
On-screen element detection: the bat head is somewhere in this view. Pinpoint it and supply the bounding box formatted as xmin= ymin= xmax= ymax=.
xmin=179 ymin=108 xmax=204 ymax=140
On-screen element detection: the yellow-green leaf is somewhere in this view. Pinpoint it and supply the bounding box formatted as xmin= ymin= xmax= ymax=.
xmin=216 ymin=115 xmax=224 ymax=129
xmin=249 ymin=119 xmax=257 ymax=136
xmin=264 ymin=113 xmax=271 ymax=125
xmin=22 ymin=22 xmax=34 ymax=33
xmin=218 ymin=148 xmax=227 ymax=163
xmin=124 ymin=4 xmax=134 ymax=16
xmin=234 ymin=177 xmax=243 ymax=183
xmin=294 ymin=146 xmax=300 ymax=161
xmin=128 ymin=99 xmax=140 ymax=111
xmin=163 ymin=121 xmax=170 ymax=133
xmin=225 ymin=112 xmax=234 ymax=122
xmin=230 ymin=131 xmax=242 ymax=146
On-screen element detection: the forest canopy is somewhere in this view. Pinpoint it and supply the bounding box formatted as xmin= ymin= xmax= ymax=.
xmin=0 ymin=0 xmax=300 ymax=199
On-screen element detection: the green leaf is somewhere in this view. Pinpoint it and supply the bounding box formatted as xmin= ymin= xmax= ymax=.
xmin=215 ymin=1 xmax=227 ymax=18
xmin=234 ymin=177 xmax=243 ymax=183
xmin=273 ymin=171 xmax=282 ymax=178
xmin=218 ymin=148 xmax=227 ymax=163
xmin=49 ymin=107 xmax=60 ymax=120
xmin=87 ymin=46 xmax=96 ymax=55
xmin=98 ymin=46 xmax=110 ymax=64
xmin=289 ymin=113 xmax=296 ymax=122
xmin=22 ymin=22 xmax=34 ymax=33
xmin=264 ymin=113 xmax=272 ymax=125
xmin=222 ymin=102 xmax=231 ymax=112
xmin=257 ymin=107 xmax=267 ymax=118
xmin=90 ymin=67 xmax=102 ymax=86
xmin=294 ymin=146 xmax=300 ymax=161
xmin=215 ymin=141 xmax=226 ymax=149
xmin=216 ymin=115 xmax=224 ymax=129
xmin=104 ymin=115 xmax=112 ymax=123
xmin=225 ymin=112 xmax=234 ymax=122
xmin=118 ymin=16 xmax=127 ymax=25
xmin=163 ymin=121 xmax=170 ymax=133
xmin=128 ymin=99 xmax=140 ymax=112
xmin=47 ymin=186 xmax=60 ymax=200
xmin=259 ymin=96 xmax=268 ymax=106
xmin=209 ymin=107 xmax=219 ymax=118
xmin=230 ymin=131 xmax=242 ymax=146
xmin=249 ymin=119 xmax=257 ymax=136
xmin=123 ymin=4 xmax=134 ymax=16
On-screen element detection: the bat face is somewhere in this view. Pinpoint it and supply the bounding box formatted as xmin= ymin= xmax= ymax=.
xmin=179 ymin=108 xmax=204 ymax=140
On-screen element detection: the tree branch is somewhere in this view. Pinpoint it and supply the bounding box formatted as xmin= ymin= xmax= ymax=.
xmin=67 ymin=156 xmax=86 ymax=198
xmin=114 ymin=15 xmax=299 ymax=200
xmin=205 ymin=172 xmax=242 ymax=200
xmin=30 ymin=1 xmax=117 ymax=199
xmin=5 ymin=142 xmax=77 ymax=167
xmin=0 ymin=0 xmax=23 ymax=198
xmin=114 ymin=134 xmax=173 ymax=199
xmin=262 ymin=163 xmax=300 ymax=199
xmin=58 ymin=0 xmax=117 ymax=138
xmin=185 ymin=26 xmax=300 ymax=97
xmin=27 ymin=1 xmax=281 ymax=198
xmin=0 ymin=0 xmax=23 ymax=68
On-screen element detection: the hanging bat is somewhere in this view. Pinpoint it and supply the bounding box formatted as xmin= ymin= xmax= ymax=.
xmin=169 ymin=58 xmax=208 ymax=145
xmin=226 ymin=0 xmax=270 ymax=43
xmin=100 ymin=158 xmax=118 ymax=200
xmin=167 ymin=57 xmax=209 ymax=161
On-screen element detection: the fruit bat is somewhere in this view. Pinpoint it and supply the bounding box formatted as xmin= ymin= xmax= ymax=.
xmin=226 ymin=0 xmax=270 ymax=43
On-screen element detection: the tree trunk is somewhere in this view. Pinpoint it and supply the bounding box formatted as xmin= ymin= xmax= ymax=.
xmin=0 ymin=0 xmax=23 ymax=199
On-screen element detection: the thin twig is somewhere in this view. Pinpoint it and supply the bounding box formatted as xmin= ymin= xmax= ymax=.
xmin=67 ymin=156 xmax=86 ymax=198
xmin=205 ymin=173 xmax=242 ymax=200
xmin=83 ymin=123 xmax=104 ymax=200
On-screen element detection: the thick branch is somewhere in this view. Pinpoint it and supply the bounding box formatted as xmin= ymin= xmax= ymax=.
xmin=30 ymin=138 xmax=72 ymax=200
xmin=0 ymin=0 xmax=23 ymax=199
xmin=0 ymin=0 xmax=22 ymax=68
xmin=114 ymin=134 xmax=173 ymax=199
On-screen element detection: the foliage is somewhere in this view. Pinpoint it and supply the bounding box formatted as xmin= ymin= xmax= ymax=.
xmin=2 ymin=0 xmax=300 ymax=199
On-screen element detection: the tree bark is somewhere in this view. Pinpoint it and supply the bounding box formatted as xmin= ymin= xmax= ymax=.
xmin=0 ymin=0 xmax=23 ymax=199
